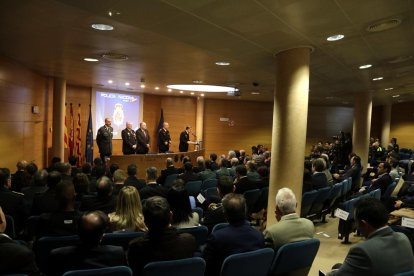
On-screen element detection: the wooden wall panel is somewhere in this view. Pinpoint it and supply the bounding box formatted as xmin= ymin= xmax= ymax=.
xmin=0 ymin=56 xmax=48 ymax=169
xmin=390 ymin=101 xmax=414 ymax=149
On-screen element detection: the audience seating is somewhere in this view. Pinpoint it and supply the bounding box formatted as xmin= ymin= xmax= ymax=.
xmin=369 ymin=188 xmax=381 ymax=200
xmin=321 ymin=182 xmax=343 ymax=222
xmin=220 ymin=248 xmax=274 ymax=276
xmin=300 ymin=190 xmax=318 ymax=218
xmin=395 ymin=270 xmax=414 ymax=276
xmin=269 ymin=238 xmax=320 ymax=276
xmin=143 ymin=257 xmax=205 ymax=276
xmin=337 ymin=197 xmax=360 ymax=244
xmin=186 ymin=180 xmax=202 ymax=196
xmin=211 ymin=223 xmax=229 ymax=233
xmin=62 ymin=266 xmax=132 ymax=276
xmin=101 ymin=231 xmax=145 ymax=250
xmin=177 ymin=225 xmax=208 ymax=248
xmin=164 ymin=174 xmax=178 ymax=188
xmin=34 ymin=235 xmax=81 ymax=273
xmin=5 ymin=215 xmax=16 ymax=239
xmin=24 ymin=215 xmax=40 ymax=241
xmin=243 ymin=189 xmax=261 ymax=217
xmin=254 ymin=187 xmax=269 ymax=213
xmin=201 ymin=178 xmax=217 ymax=191
xmin=307 ymin=186 xmax=331 ymax=220
xmin=382 ymin=180 xmax=398 ymax=201
xmin=192 ymin=207 xmax=203 ymax=223
xmin=203 ymin=187 xmax=218 ymax=201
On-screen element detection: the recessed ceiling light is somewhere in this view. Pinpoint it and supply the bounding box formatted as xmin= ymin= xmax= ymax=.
xmin=388 ymin=55 xmax=413 ymax=64
xmin=108 ymin=11 xmax=121 ymax=17
xmin=384 ymin=87 xmax=394 ymax=91
xmin=101 ymin=53 xmax=128 ymax=61
xmin=167 ymin=84 xmax=238 ymax=93
xmin=155 ymin=87 xmax=159 ymax=90
xmin=140 ymin=84 xmax=145 ymax=88
xmin=251 ymin=92 xmax=260 ymax=95
xmin=83 ymin=58 xmax=99 ymax=62
xmin=200 ymin=93 xmax=205 ymax=97
xmin=193 ymin=80 xmax=203 ymax=84
xmin=392 ymin=94 xmax=400 ymax=98
xmin=91 ymin=23 xmax=114 ymax=31
xmin=125 ymin=82 xmax=130 ymax=86
xmin=366 ymin=18 xmax=402 ymax=33
xmin=167 ymin=89 xmax=172 ymax=92
xmin=215 ymin=61 xmax=230 ymax=66
xmin=190 ymin=92 xmax=195 ymax=95
xmin=359 ymin=64 xmax=372 ymax=69
xmin=372 ymin=77 xmax=383 ymax=81
xmin=107 ymin=80 xmax=113 ymax=84
xmin=327 ymin=34 xmax=345 ymax=41
xmin=180 ymin=91 xmax=184 ymax=94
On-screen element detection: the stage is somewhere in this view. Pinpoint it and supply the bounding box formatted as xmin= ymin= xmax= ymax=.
xmin=109 ymin=149 xmax=205 ymax=179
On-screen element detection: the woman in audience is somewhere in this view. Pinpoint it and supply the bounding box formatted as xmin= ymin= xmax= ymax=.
xmin=108 ymin=186 xmax=147 ymax=232
xmin=167 ymin=182 xmax=199 ymax=228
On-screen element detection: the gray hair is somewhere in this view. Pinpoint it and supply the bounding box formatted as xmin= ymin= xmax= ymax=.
xmin=230 ymin=157 xmax=239 ymax=166
xmin=275 ymin=188 xmax=297 ymax=215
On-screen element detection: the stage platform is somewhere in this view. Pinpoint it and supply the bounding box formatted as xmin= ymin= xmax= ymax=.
xmin=109 ymin=149 xmax=205 ymax=179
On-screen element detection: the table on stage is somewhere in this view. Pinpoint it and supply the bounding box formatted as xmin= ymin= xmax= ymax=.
xmin=109 ymin=149 xmax=205 ymax=179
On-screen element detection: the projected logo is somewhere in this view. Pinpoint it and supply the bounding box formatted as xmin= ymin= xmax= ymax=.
xmin=113 ymin=103 xmax=124 ymax=127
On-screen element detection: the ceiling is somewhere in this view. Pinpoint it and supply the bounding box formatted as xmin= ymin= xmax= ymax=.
xmin=1 ymin=0 xmax=414 ymax=105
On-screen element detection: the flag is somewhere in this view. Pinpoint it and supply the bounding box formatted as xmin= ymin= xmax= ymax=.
xmin=64 ymin=103 xmax=69 ymax=148
xmin=69 ymin=103 xmax=75 ymax=157
xmin=75 ymin=104 xmax=82 ymax=166
xmin=85 ymin=105 xmax=94 ymax=164
xmin=157 ymin=108 xmax=164 ymax=148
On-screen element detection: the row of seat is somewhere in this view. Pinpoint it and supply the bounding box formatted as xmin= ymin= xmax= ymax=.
xmin=48 ymin=238 xmax=321 ymax=276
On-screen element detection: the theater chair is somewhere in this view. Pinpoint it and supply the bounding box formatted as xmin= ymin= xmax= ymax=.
xmin=63 ymin=266 xmax=132 ymax=276
xmin=143 ymin=257 xmax=205 ymax=276
xmin=220 ymin=248 xmax=274 ymax=276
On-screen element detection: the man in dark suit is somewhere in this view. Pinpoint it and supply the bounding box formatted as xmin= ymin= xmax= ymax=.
xmin=209 ymin=153 xmax=219 ymax=171
xmin=139 ymin=167 xmax=168 ymax=200
xmin=128 ymin=196 xmax=196 ymax=275
xmin=80 ymin=176 xmax=116 ymax=214
xmin=136 ymin=121 xmax=151 ymax=154
xmin=158 ymin=122 xmax=171 ymax=153
xmin=358 ymin=162 xmax=393 ymax=196
xmin=327 ymin=198 xmax=414 ymax=275
xmin=31 ymin=171 xmax=61 ymax=215
xmin=49 ymin=211 xmax=126 ymax=276
xmin=96 ymin=117 xmax=113 ymax=162
xmin=0 ymin=206 xmax=40 ymax=275
xmin=199 ymin=160 xmax=217 ymax=181
xmin=179 ymin=126 xmax=191 ymax=152
xmin=124 ymin=164 xmax=146 ymax=191
xmin=333 ymin=155 xmax=362 ymax=192
xmin=312 ymin=158 xmax=328 ymax=190
xmin=234 ymin=165 xmax=258 ymax=194
xmin=203 ymin=193 xmax=265 ymax=276
xmin=203 ymin=176 xmax=235 ymax=233
xmin=0 ymin=168 xmax=28 ymax=232
xmin=11 ymin=160 xmax=28 ymax=192
xmin=157 ymin=157 xmax=179 ymax=185
xmin=121 ymin=121 xmax=137 ymax=155
xmin=178 ymin=162 xmax=201 ymax=183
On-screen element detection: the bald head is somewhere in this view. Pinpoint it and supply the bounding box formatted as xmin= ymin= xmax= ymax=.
xmin=140 ymin=122 xmax=147 ymax=129
xmin=126 ymin=122 xmax=132 ymax=129
xmin=163 ymin=122 xmax=169 ymax=129
xmin=104 ymin=118 xmax=111 ymax=127
xmin=78 ymin=211 xmax=108 ymax=246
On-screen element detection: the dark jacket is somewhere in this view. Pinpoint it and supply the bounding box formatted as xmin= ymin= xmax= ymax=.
xmin=96 ymin=125 xmax=113 ymax=156
xmin=80 ymin=195 xmax=116 ymax=214
xmin=139 ymin=183 xmax=168 ymax=200
xmin=121 ymin=128 xmax=137 ymax=155
xmin=136 ymin=128 xmax=150 ymax=154
xmin=124 ymin=176 xmax=146 ymax=191
xmin=312 ymin=172 xmax=328 ymax=190
xmin=0 ymin=186 xmax=28 ymax=231
xmin=157 ymin=166 xmax=179 ymax=185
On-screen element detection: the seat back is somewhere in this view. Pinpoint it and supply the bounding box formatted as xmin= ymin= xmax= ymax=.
xmin=212 ymin=223 xmax=229 ymax=233
xmin=382 ymin=181 xmax=398 ymax=200
xmin=395 ymin=271 xmax=414 ymax=276
xmin=25 ymin=215 xmax=40 ymax=240
xmin=341 ymin=179 xmax=349 ymax=196
xmin=270 ymin=238 xmax=320 ymax=276
xmin=101 ymin=231 xmax=145 ymax=250
xmin=177 ymin=225 xmax=208 ymax=247
xmin=300 ymin=190 xmax=318 ymax=217
xmin=63 ymin=266 xmax=132 ymax=276
xmin=5 ymin=215 xmax=16 ymax=239
xmin=204 ymin=187 xmax=218 ymax=200
xmin=254 ymin=187 xmax=269 ymax=212
xmin=143 ymin=257 xmax=205 ymax=276
xmin=186 ymin=181 xmax=202 ymax=196
xmin=243 ymin=189 xmax=261 ymax=215
xmin=221 ymin=248 xmax=274 ymax=276
xmin=341 ymin=197 xmax=360 ymax=221
xmin=35 ymin=235 xmax=81 ymax=273
xmin=164 ymin=174 xmax=178 ymax=188
xmin=308 ymin=187 xmax=331 ymax=217
xmin=201 ymin=178 xmax=217 ymax=191
xmin=369 ymin=188 xmax=381 ymax=199
xmin=329 ymin=183 xmax=343 ymax=200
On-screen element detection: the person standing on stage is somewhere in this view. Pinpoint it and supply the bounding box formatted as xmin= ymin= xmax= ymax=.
xmin=96 ymin=118 xmax=113 ymax=162
xmin=158 ymin=122 xmax=171 ymax=153
xmin=121 ymin=122 xmax=137 ymax=155
xmin=136 ymin=122 xmax=151 ymax=154
xmin=179 ymin=126 xmax=192 ymax=152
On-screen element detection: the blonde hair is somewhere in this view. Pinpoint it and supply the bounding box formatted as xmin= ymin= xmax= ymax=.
xmin=109 ymin=186 xmax=147 ymax=232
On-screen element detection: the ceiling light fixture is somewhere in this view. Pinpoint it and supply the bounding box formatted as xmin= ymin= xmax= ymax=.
xmin=392 ymin=94 xmax=400 ymax=98
xmin=167 ymin=89 xmax=172 ymax=92
xmin=125 ymin=82 xmax=130 ymax=86
xmin=372 ymin=77 xmax=383 ymax=81
xmin=190 ymin=92 xmax=195 ymax=95
xmin=384 ymin=87 xmax=394 ymax=91
xmin=155 ymin=87 xmax=159 ymax=90
xmin=107 ymin=80 xmax=113 ymax=84
xmin=140 ymin=78 xmax=145 ymax=88
xmin=140 ymin=84 xmax=145 ymax=88
xmin=83 ymin=58 xmax=99 ymax=62
xmin=193 ymin=80 xmax=203 ymax=84
xmin=91 ymin=23 xmax=114 ymax=31
xmin=215 ymin=61 xmax=230 ymax=66
xmin=179 ymin=91 xmax=184 ymax=94
xmin=359 ymin=64 xmax=372 ymax=69
xmin=167 ymin=84 xmax=238 ymax=93
xmin=327 ymin=34 xmax=345 ymax=41
xmin=251 ymin=92 xmax=260 ymax=95
xmin=200 ymin=93 xmax=205 ymax=97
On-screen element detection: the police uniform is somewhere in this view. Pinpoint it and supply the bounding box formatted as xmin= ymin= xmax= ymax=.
xmin=121 ymin=128 xmax=137 ymax=155
xmin=179 ymin=130 xmax=190 ymax=152
xmin=158 ymin=128 xmax=171 ymax=153
xmin=96 ymin=125 xmax=113 ymax=161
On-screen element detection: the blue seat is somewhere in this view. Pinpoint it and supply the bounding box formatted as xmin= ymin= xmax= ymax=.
xmin=204 ymin=187 xmax=218 ymax=200
xmin=395 ymin=270 xmax=414 ymax=276
xmin=5 ymin=215 xmax=16 ymax=239
xmin=307 ymin=186 xmax=331 ymax=219
xmin=63 ymin=266 xmax=132 ymax=276
xmin=212 ymin=223 xmax=229 ymax=233
xmin=337 ymin=197 xmax=360 ymax=243
xmin=341 ymin=179 xmax=349 ymax=197
xmin=221 ymin=248 xmax=274 ymax=276
xmin=300 ymin=190 xmax=318 ymax=217
xmin=143 ymin=257 xmax=205 ymax=276
xmin=164 ymin=174 xmax=178 ymax=188
xmin=201 ymin=178 xmax=217 ymax=191
xmin=269 ymin=238 xmax=320 ymax=276
xmin=101 ymin=231 xmax=145 ymax=250
xmin=382 ymin=181 xmax=398 ymax=201
xmin=186 ymin=180 xmax=202 ymax=196
xmin=254 ymin=187 xmax=269 ymax=212
xmin=35 ymin=235 xmax=81 ymax=273
xmin=369 ymin=188 xmax=381 ymax=199
xmin=177 ymin=225 xmax=208 ymax=248
xmin=243 ymin=189 xmax=261 ymax=216
xmin=321 ymin=182 xmax=343 ymax=221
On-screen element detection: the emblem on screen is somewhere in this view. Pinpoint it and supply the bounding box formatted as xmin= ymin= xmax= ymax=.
xmin=113 ymin=103 xmax=124 ymax=127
